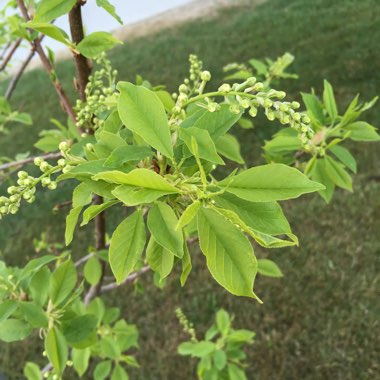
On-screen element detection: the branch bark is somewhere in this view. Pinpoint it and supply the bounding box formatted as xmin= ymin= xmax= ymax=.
xmin=17 ymin=0 xmax=77 ymax=123
xmin=0 ymin=152 xmax=61 ymax=172
xmin=0 ymin=38 xmax=22 ymax=72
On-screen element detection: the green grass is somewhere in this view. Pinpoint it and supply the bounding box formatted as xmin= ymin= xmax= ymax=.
xmin=1 ymin=0 xmax=380 ymax=378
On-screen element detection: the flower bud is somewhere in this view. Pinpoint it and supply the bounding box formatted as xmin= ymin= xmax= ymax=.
xmin=18 ymin=171 xmax=28 ymax=179
xmin=253 ymin=82 xmax=264 ymax=91
xmin=48 ymin=182 xmax=57 ymax=190
xmin=34 ymin=157 xmax=43 ymax=166
xmin=7 ymin=186 xmax=17 ymax=195
xmin=200 ymin=71 xmax=211 ymax=81
xmin=218 ymin=83 xmax=231 ymax=94
xmin=179 ymin=84 xmax=188 ymax=93
xmin=291 ymin=101 xmax=301 ymax=109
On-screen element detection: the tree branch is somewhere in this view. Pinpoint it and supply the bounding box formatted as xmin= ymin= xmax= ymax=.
xmin=17 ymin=0 xmax=77 ymax=123
xmin=100 ymin=266 xmax=150 ymax=293
xmin=0 ymin=38 xmax=22 ymax=72
xmin=69 ymin=2 xmax=91 ymax=101
xmin=0 ymin=152 xmax=61 ymax=172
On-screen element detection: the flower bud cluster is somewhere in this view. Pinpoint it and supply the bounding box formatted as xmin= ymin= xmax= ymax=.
xmin=176 ymin=307 xmax=197 ymax=342
xmin=0 ymin=158 xmax=61 ymax=218
xmin=75 ymin=53 xmax=118 ymax=130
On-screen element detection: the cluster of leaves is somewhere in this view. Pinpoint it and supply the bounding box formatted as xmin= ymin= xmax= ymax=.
xmin=0 ymin=252 xmax=139 ymax=380
xmin=53 ymin=55 xmax=325 ymax=302
xmin=263 ymin=80 xmax=379 ymax=202
xmin=177 ymin=308 xmax=255 ymax=380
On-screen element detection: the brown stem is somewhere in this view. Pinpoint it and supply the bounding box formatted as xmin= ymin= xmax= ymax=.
xmin=69 ymin=2 xmax=91 ymax=100
xmin=0 ymin=38 xmax=22 ymax=72
xmin=0 ymin=152 xmax=61 ymax=172
xmin=17 ymin=0 xmax=77 ymax=123
xmin=0 ymin=42 xmax=12 ymax=62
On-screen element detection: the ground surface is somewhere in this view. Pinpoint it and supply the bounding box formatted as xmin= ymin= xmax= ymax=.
xmin=0 ymin=0 xmax=379 ymax=379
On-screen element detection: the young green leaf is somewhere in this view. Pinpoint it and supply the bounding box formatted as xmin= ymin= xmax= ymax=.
xmin=324 ymin=156 xmax=353 ymax=191
xmin=181 ymin=241 xmax=192 ymax=286
xmin=179 ymin=127 xmax=224 ymax=165
xmin=257 ymin=259 xmax=283 ymax=277
xmin=18 ymin=302 xmax=48 ymax=328
xmin=77 ymin=32 xmax=122 ymax=58
xmin=65 ymin=206 xmax=83 ymax=245
xmin=84 ymin=256 xmax=102 ymax=285
xmin=323 ymin=79 xmax=338 ymax=122
xmin=49 ymin=260 xmax=77 ymax=307
xmin=0 ymin=319 xmax=32 ymax=342
xmin=72 ymin=348 xmax=91 ymax=377
xmin=301 ymin=92 xmax=325 ymax=126
xmin=62 ymin=315 xmax=97 ymax=344
xmin=72 ymin=182 xmax=93 ymax=208
xmin=176 ymin=200 xmax=200 ymax=230
xmin=215 ymin=134 xmax=244 ymax=164
xmin=104 ymin=145 xmax=152 ymax=167
xmin=24 ymin=362 xmax=41 ymax=380
xmin=330 ymin=145 xmax=357 ymax=173
xmin=345 ymin=121 xmax=380 ymax=141
xmin=34 ymin=0 xmax=77 ymax=22
xmin=44 ymin=327 xmax=68 ymax=376
xmin=94 ymin=360 xmax=112 ymax=380
xmin=147 ymin=202 xmax=184 ymax=258
xmin=219 ymin=164 xmax=324 ymax=202
xmin=81 ymin=200 xmax=119 ymax=226
xmin=309 ymin=159 xmax=335 ymax=203
xmin=0 ymin=300 xmax=18 ymax=323
xmin=117 ymin=82 xmax=174 ymax=158
xmin=111 ymin=364 xmax=129 ymax=380
xmin=228 ymin=363 xmax=247 ymax=380
xmin=25 ymin=22 xmax=72 ymax=46
xmin=197 ymin=207 xmax=260 ymax=300
xmin=109 ymin=210 xmax=146 ymax=283
xmin=146 ymin=237 xmax=174 ymax=281
xmin=96 ymin=0 xmax=123 ymax=24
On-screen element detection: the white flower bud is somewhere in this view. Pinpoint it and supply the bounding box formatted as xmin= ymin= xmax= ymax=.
xmin=218 ymin=83 xmax=231 ymax=94
xmin=59 ymin=141 xmax=69 ymax=152
xmin=200 ymin=71 xmax=211 ymax=81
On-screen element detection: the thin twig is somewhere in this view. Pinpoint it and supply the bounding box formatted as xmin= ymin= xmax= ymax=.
xmin=100 ymin=266 xmax=151 ymax=293
xmin=0 ymin=38 xmax=22 ymax=72
xmin=17 ymin=0 xmax=77 ymax=123
xmin=0 ymin=152 xmax=61 ymax=172
xmin=4 ymin=34 xmax=46 ymax=100
xmin=0 ymin=42 xmax=12 ymax=62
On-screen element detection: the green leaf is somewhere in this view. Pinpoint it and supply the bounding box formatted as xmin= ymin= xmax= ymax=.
xmin=81 ymin=200 xmax=119 ymax=226
xmin=65 ymin=206 xmax=82 ymax=245
xmin=213 ymin=350 xmax=227 ymax=370
xmin=96 ymin=0 xmax=123 ymax=24
xmin=49 ymin=260 xmax=77 ymax=307
xmin=155 ymin=90 xmax=176 ymax=113
xmin=19 ymin=302 xmax=48 ymax=328
xmin=30 ymin=267 xmax=50 ymax=306
xmin=35 ymin=0 xmax=77 ymax=22
xmin=216 ymin=309 xmax=230 ymax=335
xmin=84 ymin=256 xmax=102 ymax=285
xmin=146 ymin=237 xmax=174 ymax=281
xmin=345 ymin=121 xmax=380 ymax=141
xmin=0 ymin=300 xmax=18 ymax=322
xmin=101 ymin=336 xmax=121 ymax=359
xmin=94 ymin=168 xmax=179 ymax=192
xmin=183 ymin=104 xmax=241 ymax=139
xmin=72 ymin=348 xmax=91 ymax=377
xmin=257 ymin=259 xmax=283 ymax=277
xmin=25 ymin=22 xmax=72 ymax=46
xmin=215 ymin=134 xmax=244 ymax=164
xmin=111 ymin=364 xmax=129 ymax=380
xmin=181 ymin=241 xmax=192 ymax=286
xmin=197 ymin=207 xmax=259 ymax=299
xmin=324 ymin=156 xmax=352 ymax=191
xmin=147 ymin=202 xmax=184 ymax=258
xmin=62 ymin=314 xmax=97 ymax=344
xmin=0 ymin=319 xmax=32 ymax=342
xmin=109 ymin=210 xmax=146 ymax=283
xmin=24 ymin=362 xmax=41 ymax=380
xmin=301 ymin=92 xmax=325 ymax=126
xmin=180 ymin=341 xmax=216 ymax=358
xmin=77 ymin=32 xmax=122 ymax=58
xmin=72 ymin=183 xmax=93 ymax=208
xmin=117 ymin=82 xmax=173 ymax=158
xmin=176 ymin=200 xmax=200 ymax=230
xmin=248 ymin=58 xmax=267 ymax=75
xmin=113 ymin=320 xmax=138 ymax=350
xmin=323 ymin=79 xmax=338 ymax=122
xmin=215 ymin=193 xmax=291 ymax=236
xmin=219 ymin=164 xmax=324 ymax=202
xmin=309 ymin=159 xmax=335 ymax=203
xmin=228 ymin=363 xmax=247 ymax=380
xmin=179 ymin=127 xmax=224 ymax=164
xmin=94 ymin=360 xmax=112 ymax=380
xmin=330 ymin=145 xmax=357 ymax=173
xmin=9 ymin=112 xmax=32 ymax=125
xmin=104 ymin=145 xmax=153 ymax=167
xmin=112 ymin=185 xmax=173 ymax=206
xmin=44 ymin=327 xmax=68 ymax=375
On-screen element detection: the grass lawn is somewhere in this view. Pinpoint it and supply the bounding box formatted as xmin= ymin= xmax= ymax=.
xmin=1 ymin=0 xmax=379 ymax=378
